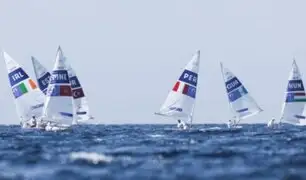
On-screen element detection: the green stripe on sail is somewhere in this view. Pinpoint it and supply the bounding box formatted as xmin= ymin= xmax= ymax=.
xmin=293 ymin=99 xmax=306 ymax=102
xmin=19 ymin=83 xmax=28 ymax=94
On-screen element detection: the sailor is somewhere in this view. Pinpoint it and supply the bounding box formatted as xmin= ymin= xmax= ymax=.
xmin=36 ymin=118 xmax=45 ymax=129
xmin=177 ymin=119 xmax=187 ymax=130
xmin=227 ymin=119 xmax=233 ymax=128
xmin=267 ymin=118 xmax=275 ymax=128
xmin=30 ymin=116 xmax=37 ymax=128
xmin=45 ymin=121 xmax=52 ymax=131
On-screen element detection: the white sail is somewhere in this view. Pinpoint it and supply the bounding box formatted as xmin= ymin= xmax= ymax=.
xmin=155 ymin=50 xmax=200 ymax=124
xmin=280 ymin=59 xmax=306 ymax=125
xmin=42 ymin=47 xmax=74 ymax=126
xmin=2 ymin=51 xmax=45 ymax=122
xmin=221 ymin=63 xmax=262 ymax=123
xmin=31 ymin=56 xmax=51 ymax=94
xmin=66 ymin=64 xmax=94 ymax=123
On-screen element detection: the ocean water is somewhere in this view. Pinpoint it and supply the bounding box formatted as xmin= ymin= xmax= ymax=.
xmin=0 ymin=124 xmax=306 ymax=180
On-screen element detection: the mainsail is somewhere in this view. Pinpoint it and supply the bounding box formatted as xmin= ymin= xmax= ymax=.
xmin=66 ymin=63 xmax=94 ymax=123
xmin=31 ymin=56 xmax=51 ymax=94
xmin=41 ymin=46 xmax=74 ymax=126
xmin=155 ymin=51 xmax=200 ymax=125
xmin=2 ymin=51 xmax=45 ymax=122
xmin=220 ymin=63 xmax=262 ymax=123
xmin=280 ymin=59 xmax=306 ymax=125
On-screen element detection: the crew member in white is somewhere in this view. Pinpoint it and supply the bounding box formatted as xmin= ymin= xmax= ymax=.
xmin=267 ymin=118 xmax=275 ymax=128
xmin=29 ymin=116 xmax=37 ymax=128
xmin=177 ymin=119 xmax=188 ymax=130
xmin=227 ymin=119 xmax=233 ymax=128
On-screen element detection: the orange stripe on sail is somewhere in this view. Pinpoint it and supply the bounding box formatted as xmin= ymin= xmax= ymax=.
xmin=29 ymin=79 xmax=37 ymax=89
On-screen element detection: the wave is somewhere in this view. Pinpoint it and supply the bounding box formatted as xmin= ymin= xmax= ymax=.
xmin=69 ymin=152 xmax=113 ymax=164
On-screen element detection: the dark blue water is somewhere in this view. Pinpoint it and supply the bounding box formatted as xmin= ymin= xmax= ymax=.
xmin=0 ymin=124 xmax=306 ymax=180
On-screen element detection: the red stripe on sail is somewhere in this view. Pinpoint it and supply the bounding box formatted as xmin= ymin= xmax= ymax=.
xmin=172 ymin=81 xmax=180 ymax=92
xmin=295 ymin=92 xmax=306 ymax=96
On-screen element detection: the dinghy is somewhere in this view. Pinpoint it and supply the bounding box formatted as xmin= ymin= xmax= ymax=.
xmin=41 ymin=46 xmax=74 ymax=131
xmin=66 ymin=63 xmax=94 ymax=124
xmin=31 ymin=55 xmax=94 ymax=124
xmin=220 ymin=62 xmax=263 ymax=129
xmin=2 ymin=51 xmax=45 ymax=129
xmin=155 ymin=51 xmax=200 ymax=130
xmin=279 ymin=59 xmax=306 ymax=126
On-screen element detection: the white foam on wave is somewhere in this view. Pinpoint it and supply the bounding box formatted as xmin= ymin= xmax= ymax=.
xmin=199 ymin=127 xmax=223 ymax=132
xmin=95 ymin=138 xmax=103 ymax=142
xmin=69 ymin=152 xmax=113 ymax=164
xmin=148 ymin=134 xmax=165 ymax=138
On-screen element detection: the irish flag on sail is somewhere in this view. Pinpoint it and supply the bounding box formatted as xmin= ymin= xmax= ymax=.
xmin=155 ymin=50 xmax=200 ymax=125
xmin=3 ymin=51 xmax=45 ymax=123
xmin=280 ymin=59 xmax=306 ymax=125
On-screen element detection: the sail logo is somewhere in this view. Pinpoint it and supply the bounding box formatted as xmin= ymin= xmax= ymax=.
xmin=70 ymin=76 xmax=81 ymax=89
xmin=179 ymin=70 xmax=198 ymax=86
xmin=49 ymin=70 xmax=70 ymax=84
xmin=8 ymin=68 xmax=29 ymax=87
xmin=38 ymin=72 xmax=51 ymax=93
xmin=228 ymin=86 xmax=248 ymax=102
xmin=182 ymin=84 xmax=196 ymax=98
xmin=225 ymin=77 xmax=242 ymax=93
xmin=169 ymin=107 xmax=183 ymax=112
xmin=47 ymin=85 xmax=72 ymax=97
xmin=31 ymin=103 xmax=44 ymax=110
xmin=287 ymin=80 xmax=304 ymax=92
xmin=12 ymin=82 xmax=28 ymax=98
xmin=285 ymin=92 xmax=306 ymax=102
xmin=72 ymin=88 xmax=85 ymax=99
xmin=172 ymin=81 xmax=196 ymax=98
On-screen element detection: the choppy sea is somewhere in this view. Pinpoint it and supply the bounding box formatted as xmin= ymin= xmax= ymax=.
xmin=0 ymin=124 xmax=306 ymax=180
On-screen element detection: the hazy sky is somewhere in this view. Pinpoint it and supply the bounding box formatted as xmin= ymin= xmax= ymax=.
xmin=1 ymin=0 xmax=306 ymax=124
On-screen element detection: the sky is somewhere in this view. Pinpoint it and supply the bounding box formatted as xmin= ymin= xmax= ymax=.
xmin=1 ymin=0 xmax=306 ymax=124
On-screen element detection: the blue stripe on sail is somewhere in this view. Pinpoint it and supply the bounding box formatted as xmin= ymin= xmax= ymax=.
xmin=8 ymin=68 xmax=29 ymax=87
xmin=37 ymin=72 xmax=50 ymax=92
xmin=228 ymin=86 xmax=248 ymax=102
xmin=287 ymin=80 xmax=304 ymax=92
xmin=77 ymin=111 xmax=87 ymax=115
xmin=179 ymin=69 xmax=198 ymax=87
xmin=49 ymin=70 xmax=69 ymax=84
xmin=294 ymin=115 xmax=306 ymax=119
xmin=60 ymin=112 xmax=73 ymax=117
xmin=225 ymin=77 xmax=242 ymax=93
xmin=70 ymin=76 xmax=81 ymax=89
xmin=237 ymin=108 xmax=248 ymax=113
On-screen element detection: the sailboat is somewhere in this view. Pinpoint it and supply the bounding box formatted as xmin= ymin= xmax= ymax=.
xmin=66 ymin=63 xmax=94 ymax=124
xmin=2 ymin=51 xmax=45 ymax=128
xmin=155 ymin=50 xmax=200 ymax=129
xmin=31 ymin=55 xmax=94 ymax=124
xmin=220 ymin=62 xmax=263 ymax=128
xmin=279 ymin=59 xmax=306 ymax=126
xmin=41 ymin=46 xmax=74 ymax=131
